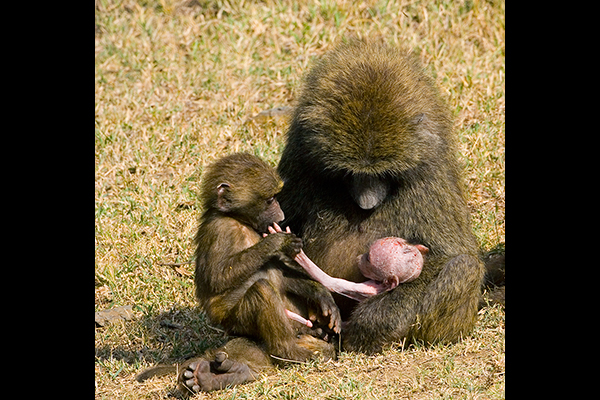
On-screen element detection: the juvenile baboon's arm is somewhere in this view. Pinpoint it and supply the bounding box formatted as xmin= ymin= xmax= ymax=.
xmin=201 ymin=220 xmax=301 ymax=294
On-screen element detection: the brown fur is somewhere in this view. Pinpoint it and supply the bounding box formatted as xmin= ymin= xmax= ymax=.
xmin=173 ymin=338 xmax=273 ymax=396
xmin=185 ymin=153 xmax=337 ymax=394
xmin=277 ymin=39 xmax=486 ymax=353
xmin=136 ymin=338 xmax=273 ymax=396
xmin=138 ymin=154 xmax=339 ymax=396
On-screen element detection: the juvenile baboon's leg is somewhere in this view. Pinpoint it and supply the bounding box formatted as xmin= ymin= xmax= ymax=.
xmin=176 ymin=334 xmax=335 ymax=395
xmin=224 ymin=278 xmax=321 ymax=362
xmin=183 ymin=353 xmax=253 ymax=393
xmin=175 ymin=337 xmax=272 ymax=396
xmin=295 ymin=333 xmax=336 ymax=361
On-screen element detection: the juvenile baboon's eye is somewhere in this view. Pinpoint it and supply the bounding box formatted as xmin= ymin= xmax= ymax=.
xmin=266 ymin=197 xmax=274 ymax=205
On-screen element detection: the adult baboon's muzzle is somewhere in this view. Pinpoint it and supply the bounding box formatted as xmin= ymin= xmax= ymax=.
xmin=350 ymin=174 xmax=390 ymax=210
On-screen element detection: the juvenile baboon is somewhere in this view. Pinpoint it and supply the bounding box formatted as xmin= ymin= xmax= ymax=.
xmin=277 ymin=39 xmax=486 ymax=353
xmin=183 ymin=153 xmax=339 ymax=393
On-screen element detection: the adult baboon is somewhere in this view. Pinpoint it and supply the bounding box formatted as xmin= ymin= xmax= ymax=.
xmin=277 ymin=39 xmax=485 ymax=353
xmin=139 ymin=39 xmax=487 ymax=394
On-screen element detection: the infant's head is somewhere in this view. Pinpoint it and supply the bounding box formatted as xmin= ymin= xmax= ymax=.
xmin=356 ymin=237 xmax=428 ymax=290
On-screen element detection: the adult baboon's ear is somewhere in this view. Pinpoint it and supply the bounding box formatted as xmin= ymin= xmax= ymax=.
xmin=410 ymin=113 xmax=425 ymax=125
xmin=216 ymin=183 xmax=232 ymax=212
xmin=413 ymin=113 xmax=442 ymax=148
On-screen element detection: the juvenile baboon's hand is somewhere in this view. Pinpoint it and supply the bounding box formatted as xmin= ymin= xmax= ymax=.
xmin=283 ymin=234 xmax=303 ymax=258
xmin=262 ymin=223 xmax=302 ymax=258
xmin=266 ymin=223 xmax=303 ymax=258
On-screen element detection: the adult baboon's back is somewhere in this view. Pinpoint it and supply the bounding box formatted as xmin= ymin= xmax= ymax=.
xmin=277 ymin=39 xmax=485 ymax=353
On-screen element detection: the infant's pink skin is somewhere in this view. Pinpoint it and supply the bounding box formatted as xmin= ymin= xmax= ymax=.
xmin=356 ymin=237 xmax=428 ymax=290
xmin=265 ymin=225 xmax=427 ymax=309
xmin=266 ymin=223 xmax=383 ymax=302
xmin=295 ymin=250 xmax=384 ymax=302
xmin=284 ymin=309 xmax=312 ymax=327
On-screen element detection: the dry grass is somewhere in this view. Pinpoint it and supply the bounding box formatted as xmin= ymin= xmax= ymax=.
xmin=95 ymin=0 xmax=504 ymax=398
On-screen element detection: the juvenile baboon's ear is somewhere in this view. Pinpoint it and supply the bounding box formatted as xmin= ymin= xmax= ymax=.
xmin=216 ymin=183 xmax=232 ymax=212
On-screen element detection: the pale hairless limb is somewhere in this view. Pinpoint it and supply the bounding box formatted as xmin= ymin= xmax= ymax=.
xmin=267 ymin=223 xmax=386 ymax=303
xmin=284 ymin=309 xmax=313 ymax=327
xmin=294 ymin=251 xmax=385 ymax=302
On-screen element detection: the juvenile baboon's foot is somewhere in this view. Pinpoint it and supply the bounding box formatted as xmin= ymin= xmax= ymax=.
xmin=296 ymin=334 xmax=337 ymax=361
xmin=182 ymin=352 xmax=255 ymax=393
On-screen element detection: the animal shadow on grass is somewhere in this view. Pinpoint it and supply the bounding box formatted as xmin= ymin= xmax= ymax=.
xmin=95 ymin=305 xmax=229 ymax=368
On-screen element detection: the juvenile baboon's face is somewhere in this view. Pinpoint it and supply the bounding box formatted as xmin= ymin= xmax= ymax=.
xmin=254 ymin=195 xmax=285 ymax=234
